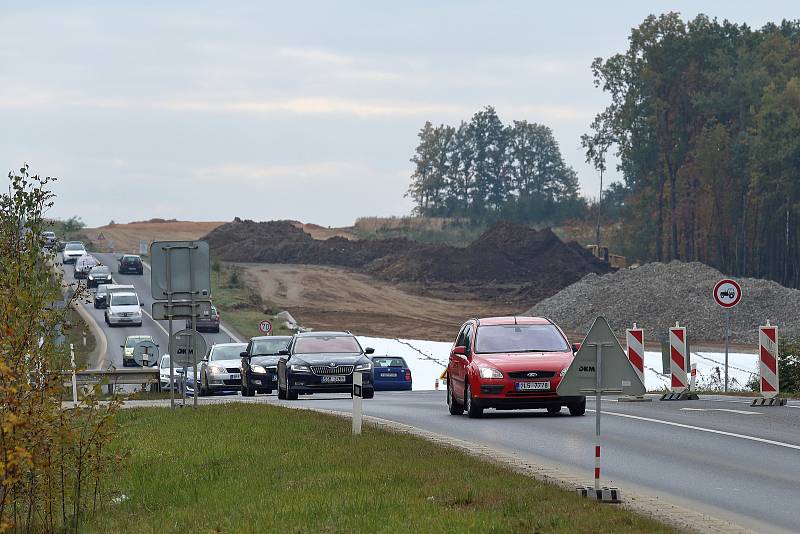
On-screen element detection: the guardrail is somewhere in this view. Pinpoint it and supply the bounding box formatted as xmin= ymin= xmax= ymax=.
xmin=62 ymin=368 xmax=160 ymax=393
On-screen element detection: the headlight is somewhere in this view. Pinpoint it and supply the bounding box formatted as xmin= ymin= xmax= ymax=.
xmin=209 ymin=365 xmax=226 ymax=375
xmin=290 ymin=364 xmax=310 ymax=372
xmin=251 ymin=365 xmax=267 ymax=374
xmin=88 ymin=275 xmax=94 ymax=280
xmin=355 ymin=362 xmax=372 ymax=371
xmin=478 ymin=367 xmax=503 ymax=379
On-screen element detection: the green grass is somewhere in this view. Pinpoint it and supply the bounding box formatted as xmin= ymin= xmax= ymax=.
xmin=211 ymin=264 xmax=293 ymax=339
xmin=82 ymin=404 xmax=673 ymax=533
xmin=64 ymin=307 xmax=97 ymax=367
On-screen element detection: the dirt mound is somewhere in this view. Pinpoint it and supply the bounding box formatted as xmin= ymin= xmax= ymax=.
xmin=205 ymin=219 xmax=611 ymax=303
xmin=366 ymin=222 xmax=610 ymax=285
xmin=205 ymin=220 xmax=413 ymax=267
xmin=527 ymin=261 xmax=800 ymax=343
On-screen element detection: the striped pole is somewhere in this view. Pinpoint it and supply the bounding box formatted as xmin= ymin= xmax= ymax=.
xmin=759 ymin=324 xmax=779 ymax=398
xmin=594 ymin=444 xmax=601 ymax=491
xmin=669 ymin=324 xmax=688 ymax=393
xmin=690 ymin=364 xmax=697 ymax=391
xmin=626 ymin=324 xmax=645 ymax=385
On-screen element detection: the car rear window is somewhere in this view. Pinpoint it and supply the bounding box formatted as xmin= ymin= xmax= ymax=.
xmin=294 ymin=336 xmax=361 ymax=354
xmin=373 ymin=357 xmax=406 ymax=368
xmin=475 ymin=324 xmax=569 ymax=353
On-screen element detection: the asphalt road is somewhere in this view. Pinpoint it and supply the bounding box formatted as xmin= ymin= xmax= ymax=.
xmin=262 ymin=391 xmax=800 ymax=533
xmin=64 ymin=251 xmax=240 ymax=369
xmin=68 ymin=252 xmax=800 ymax=532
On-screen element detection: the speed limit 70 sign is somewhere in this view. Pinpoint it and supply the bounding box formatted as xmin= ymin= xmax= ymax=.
xmin=259 ymin=320 xmax=272 ymax=334
xmin=714 ymin=279 xmax=742 ymax=308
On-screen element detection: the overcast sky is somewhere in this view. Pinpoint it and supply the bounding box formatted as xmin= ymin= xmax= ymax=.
xmin=2 ymin=1 xmax=796 ymax=227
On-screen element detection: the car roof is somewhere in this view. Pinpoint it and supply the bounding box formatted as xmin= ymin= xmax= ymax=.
xmin=211 ymin=342 xmax=246 ymax=348
xmin=111 ymin=292 xmax=136 ymax=297
xmin=475 ymin=316 xmax=552 ymax=326
xmin=121 ymin=254 xmax=141 ymax=258
xmin=105 ymin=284 xmax=134 ymax=290
xmin=294 ymin=331 xmax=352 ymax=338
xmin=252 ymin=335 xmax=292 ymax=341
xmin=126 ymin=335 xmax=152 ymax=340
xmin=90 ymin=265 xmax=109 ymax=270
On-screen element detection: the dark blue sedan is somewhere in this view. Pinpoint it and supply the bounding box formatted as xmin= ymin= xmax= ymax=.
xmin=371 ymin=356 xmax=412 ymax=391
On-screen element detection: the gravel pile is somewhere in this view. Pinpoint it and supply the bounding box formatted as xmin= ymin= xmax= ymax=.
xmin=525 ymin=261 xmax=800 ymax=344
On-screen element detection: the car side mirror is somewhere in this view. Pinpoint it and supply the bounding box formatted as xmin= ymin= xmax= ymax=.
xmin=140 ymin=303 xmax=144 ymax=307
xmin=240 ymin=351 xmax=249 ymax=358
xmin=119 ymin=345 xmax=124 ymax=349
xmin=572 ymin=343 xmax=581 ymax=353
xmin=364 ymin=347 xmax=374 ymax=355
xmin=452 ymin=346 xmax=466 ymax=356
xmin=278 ymin=349 xmax=289 ymax=356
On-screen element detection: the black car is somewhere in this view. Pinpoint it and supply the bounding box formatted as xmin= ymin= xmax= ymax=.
xmin=87 ymin=265 xmax=112 ymax=288
xmin=185 ymin=305 xmax=220 ymax=333
xmin=277 ymin=331 xmax=375 ymax=400
xmin=240 ymin=336 xmax=292 ymax=396
xmin=118 ymin=254 xmax=144 ymax=275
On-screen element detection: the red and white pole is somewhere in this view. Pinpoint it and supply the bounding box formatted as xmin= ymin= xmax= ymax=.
xmin=434 ymin=379 xmax=439 ymax=391
xmin=690 ymin=364 xmax=697 ymax=391
xmin=669 ymin=323 xmax=688 ymax=393
xmin=626 ymin=324 xmax=645 ymax=386
xmin=759 ymin=323 xmax=779 ymax=398
xmin=594 ymin=444 xmax=601 ymax=491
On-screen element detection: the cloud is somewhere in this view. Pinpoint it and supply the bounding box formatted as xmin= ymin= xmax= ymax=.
xmin=191 ymin=161 xmax=380 ymax=186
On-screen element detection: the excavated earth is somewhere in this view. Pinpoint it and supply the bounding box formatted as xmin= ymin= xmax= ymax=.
xmin=527 ymin=260 xmax=800 ymax=344
xmin=204 ymin=219 xmax=613 ymax=304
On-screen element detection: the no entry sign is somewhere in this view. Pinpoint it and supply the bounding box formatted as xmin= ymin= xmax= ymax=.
xmin=713 ymin=279 xmax=742 ymax=308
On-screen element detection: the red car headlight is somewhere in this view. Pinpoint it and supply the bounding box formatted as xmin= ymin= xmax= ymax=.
xmin=478 ymin=367 xmax=504 ymax=379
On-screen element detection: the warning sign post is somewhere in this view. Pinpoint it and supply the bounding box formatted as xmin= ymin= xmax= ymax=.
xmin=557 ymin=316 xmax=645 ymax=502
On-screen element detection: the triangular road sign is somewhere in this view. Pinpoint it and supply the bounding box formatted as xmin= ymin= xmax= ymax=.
xmin=557 ymin=316 xmax=646 ymax=396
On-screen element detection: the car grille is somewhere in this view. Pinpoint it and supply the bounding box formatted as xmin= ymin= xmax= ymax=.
xmin=507 ymin=370 xmax=556 ymax=379
xmin=311 ymin=365 xmax=354 ymax=376
xmin=226 ymin=367 xmax=240 ymax=373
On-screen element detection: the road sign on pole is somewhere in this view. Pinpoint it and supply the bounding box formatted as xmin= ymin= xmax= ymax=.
xmin=149 ymin=241 xmax=211 ymax=301
xmin=714 ymin=278 xmax=741 ymax=392
xmin=259 ymin=320 xmax=272 ymax=335
xmin=171 ymin=329 xmax=207 ymax=368
xmin=557 ymin=316 xmax=644 ymax=503
xmin=132 ymin=340 xmax=159 ymax=367
xmin=152 ymin=300 xmax=212 ymax=320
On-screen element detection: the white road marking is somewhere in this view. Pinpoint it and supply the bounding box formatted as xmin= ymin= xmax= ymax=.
xmin=587 ymin=409 xmax=800 ymax=451
xmin=680 ymin=408 xmax=762 ymax=415
xmin=141 ymin=308 xmax=169 ymax=336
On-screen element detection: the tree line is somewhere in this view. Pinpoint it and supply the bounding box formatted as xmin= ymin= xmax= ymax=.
xmin=406 ymin=106 xmax=584 ymax=224
xmin=585 ymin=13 xmax=800 ymax=287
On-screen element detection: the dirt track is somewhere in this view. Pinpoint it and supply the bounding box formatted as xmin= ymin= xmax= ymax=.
xmin=241 ymin=263 xmax=515 ymax=341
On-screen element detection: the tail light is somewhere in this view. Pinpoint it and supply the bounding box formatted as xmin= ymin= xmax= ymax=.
xmin=404 ymin=370 xmax=411 ymax=381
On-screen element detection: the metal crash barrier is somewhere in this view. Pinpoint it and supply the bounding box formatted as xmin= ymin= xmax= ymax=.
xmin=62 ymin=368 xmax=160 ymax=393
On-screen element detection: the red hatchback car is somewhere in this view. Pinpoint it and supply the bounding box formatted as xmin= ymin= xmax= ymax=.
xmin=446 ymin=316 xmax=586 ymax=418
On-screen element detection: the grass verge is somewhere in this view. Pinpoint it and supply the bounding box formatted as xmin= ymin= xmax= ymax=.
xmin=211 ymin=263 xmax=293 ymax=339
xmin=83 ymin=404 xmax=673 ymax=533
xmin=64 ymin=307 xmax=97 ymax=367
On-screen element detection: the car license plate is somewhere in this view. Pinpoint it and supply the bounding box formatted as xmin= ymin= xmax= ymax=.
xmin=321 ymin=375 xmax=346 ymax=383
xmin=229 ymin=373 xmax=240 ymax=380
xmin=515 ymin=381 xmax=550 ymax=391
xmin=381 ymin=372 xmax=397 ymax=378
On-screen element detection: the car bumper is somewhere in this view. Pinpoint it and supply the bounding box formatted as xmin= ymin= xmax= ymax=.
xmin=373 ymin=381 xmax=412 ymax=391
xmin=206 ymin=373 xmax=242 ymax=392
xmin=470 ymin=376 xmax=584 ymax=409
xmin=248 ymin=371 xmax=278 ymax=390
xmin=289 ymin=372 xmax=373 ymax=394
xmin=119 ymin=267 xmax=143 ymax=274
xmin=108 ymin=315 xmax=143 ymax=326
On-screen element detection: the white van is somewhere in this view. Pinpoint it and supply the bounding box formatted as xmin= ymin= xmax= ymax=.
xmin=105 ymin=291 xmax=143 ymax=327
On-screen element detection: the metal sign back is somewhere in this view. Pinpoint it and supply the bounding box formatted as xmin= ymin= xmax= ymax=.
xmin=149 ymin=241 xmax=211 ymax=301
xmin=152 ymin=300 xmax=212 ymax=320
xmin=133 ymin=340 xmax=159 ymax=367
xmin=171 ymin=329 xmax=208 ymax=368
xmin=557 ymin=316 xmax=646 ymax=396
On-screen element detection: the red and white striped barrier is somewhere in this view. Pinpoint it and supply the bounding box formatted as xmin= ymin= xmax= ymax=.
xmin=759 ymin=324 xmax=779 ymax=398
xmin=626 ymin=325 xmax=645 ymax=385
xmin=669 ymin=324 xmax=688 ymax=392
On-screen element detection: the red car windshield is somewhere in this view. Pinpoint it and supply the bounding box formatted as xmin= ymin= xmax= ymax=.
xmin=475 ymin=324 xmax=569 ymax=354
